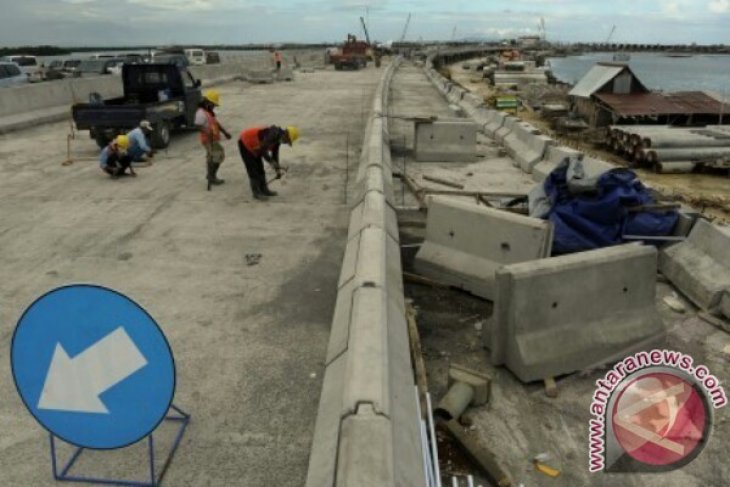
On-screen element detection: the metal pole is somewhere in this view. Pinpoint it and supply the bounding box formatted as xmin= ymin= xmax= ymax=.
xmin=426 ymin=393 xmax=442 ymax=487
xmin=345 ymin=133 xmax=350 ymax=204
xmin=402 ymin=134 xmax=406 ymax=205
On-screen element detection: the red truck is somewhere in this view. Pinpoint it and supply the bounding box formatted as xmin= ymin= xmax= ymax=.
xmin=330 ymin=35 xmax=369 ymax=70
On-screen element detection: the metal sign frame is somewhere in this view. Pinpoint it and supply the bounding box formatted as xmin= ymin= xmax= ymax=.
xmin=49 ymin=405 xmax=190 ymax=487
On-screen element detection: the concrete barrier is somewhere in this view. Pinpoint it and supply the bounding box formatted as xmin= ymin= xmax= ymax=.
xmin=306 ymin=57 xmax=426 ymax=487
xmin=721 ymin=291 xmax=730 ymax=320
xmin=414 ymin=198 xmax=553 ymax=300
xmin=494 ymin=116 xmax=519 ymax=145
xmin=659 ymin=219 xmax=730 ymax=311
xmin=414 ymin=119 xmax=478 ymax=162
xmin=532 ymin=145 xmax=583 ymax=183
xmin=503 ymin=122 xmax=554 ymax=173
xmin=486 ymin=244 xmax=665 ymax=382
xmin=483 ymin=111 xmax=506 ymax=138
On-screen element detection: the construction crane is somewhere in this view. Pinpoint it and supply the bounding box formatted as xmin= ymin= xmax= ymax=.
xmin=539 ymin=17 xmax=546 ymax=42
xmin=451 ymin=25 xmax=457 ymax=41
xmin=399 ymin=13 xmax=411 ymax=43
xmin=606 ymin=25 xmax=616 ymax=44
xmin=359 ymin=16 xmax=371 ymax=45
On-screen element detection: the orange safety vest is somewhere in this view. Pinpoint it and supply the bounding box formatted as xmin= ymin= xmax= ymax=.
xmin=199 ymin=109 xmax=221 ymax=145
xmin=239 ymin=126 xmax=269 ymax=154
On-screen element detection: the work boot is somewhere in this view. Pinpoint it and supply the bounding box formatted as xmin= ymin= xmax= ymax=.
xmin=250 ymin=180 xmax=268 ymax=201
xmin=260 ymin=178 xmax=277 ymax=196
xmin=210 ymin=163 xmax=225 ymax=185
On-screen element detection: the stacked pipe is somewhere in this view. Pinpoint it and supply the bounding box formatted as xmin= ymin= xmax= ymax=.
xmin=607 ymin=125 xmax=730 ymax=173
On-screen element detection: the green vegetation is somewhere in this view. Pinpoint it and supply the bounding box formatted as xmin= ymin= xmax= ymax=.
xmin=0 ymin=45 xmax=71 ymax=56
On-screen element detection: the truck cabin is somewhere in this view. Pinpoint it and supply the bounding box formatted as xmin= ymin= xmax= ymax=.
xmin=122 ymin=64 xmax=200 ymax=105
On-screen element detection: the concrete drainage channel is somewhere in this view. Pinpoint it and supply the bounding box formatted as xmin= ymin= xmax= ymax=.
xmin=305 ymin=57 xmax=427 ymax=486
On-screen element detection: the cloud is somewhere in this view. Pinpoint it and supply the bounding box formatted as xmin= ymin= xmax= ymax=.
xmin=708 ymin=0 xmax=729 ymax=12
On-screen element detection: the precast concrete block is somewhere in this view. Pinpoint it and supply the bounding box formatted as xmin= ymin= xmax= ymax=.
xmin=503 ymin=122 xmax=554 ymax=173
xmin=448 ymin=104 xmax=467 ymax=118
xmin=347 ymin=190 xmax=399 ymax=242
xmin=486 ymin=244 xmax=665 ymax=383
xmin=274 ymin=67 xmax=295 ymax=81
xmin=659 ymin=219 xmax=730 ymax=310
xmin=414 ymin=119 xmax=478 ymax=162
xmin=672 ymin=206 xmax=701 ymax=237
xmin=484 ymin=111 xmax=507 ymax=138
xmin=353 ymin=165 xmax=395 ymax=207
xmin=335 ymin=405 xmax=394 ymax=487
xmin=414 ymin=198 xmax=553 ymax=300
xmin=532 ymin=145 xmax=583 ymax=183
xmin=720 ymin=291 xmax=730 ymax=320
xmin=469 ymin=107 xmax=492 ymax=127
xmin=494 ymin=116 xmax=519 ymax=145
xmin=311 ymin=287 xmax=423 ymax=486
xmin=447 ymin=87 xmax=466 ymax=104
xmin=246 ymin=69 xmax=275 ymax=83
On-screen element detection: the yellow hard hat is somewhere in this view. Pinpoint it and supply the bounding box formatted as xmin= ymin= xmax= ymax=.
xmin=115 ymin=134 xmax=130 ymax=150
xmin=203 ymin=89 xmax=220 ymax=106
xmin=285 ymin=125 xmax=299 ymax=144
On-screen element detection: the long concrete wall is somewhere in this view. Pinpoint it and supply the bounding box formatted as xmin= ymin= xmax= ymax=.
xmin=306 ymin=58 xmax=426 ymax=487
xmin=0 ymin=50 xmax=325 ymax=133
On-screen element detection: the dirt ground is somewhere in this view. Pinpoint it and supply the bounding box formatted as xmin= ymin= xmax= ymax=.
xmin=448 ymin=61 xmax=730 ymax=224
xmin=392 ymin=61 xmax=730 ymax=487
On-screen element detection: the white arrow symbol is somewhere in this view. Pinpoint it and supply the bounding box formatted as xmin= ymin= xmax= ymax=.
xmin=37 ymin=327 xmax=148 ymax=414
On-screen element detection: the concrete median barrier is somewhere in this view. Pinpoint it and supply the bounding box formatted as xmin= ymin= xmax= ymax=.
xmin=494 ymin=116 xmax=519 ymax=145
xmin=659 ymin=219 xmax=730 ymax=311
xmin=484 ymin=110 xmax=506 ymax=138
xmin=485 ymin=244 xmax=665 ymax=383
xmin=307 ymin=57 xmax=425 ymax=487
xmin=532 ymin=145 xmax=583 ymax=183
xmin=503 ymin=122 xmax=554 ymax=173
xmin=414 ymin=119 xmax=478 ymax=162
xmin=414 ymin=198 xmax=553 ymax=300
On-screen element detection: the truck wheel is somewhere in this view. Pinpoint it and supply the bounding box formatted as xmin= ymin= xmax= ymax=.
xmin=152 ymin=122 xmax=171 ymax=149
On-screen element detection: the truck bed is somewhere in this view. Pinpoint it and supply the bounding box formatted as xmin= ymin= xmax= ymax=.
xmin=72 ymin=98 xmax=185 ymax=130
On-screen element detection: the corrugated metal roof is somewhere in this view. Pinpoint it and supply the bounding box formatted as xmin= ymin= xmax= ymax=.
xmin=568 ymin=64 xmax=624 ymax=98
xmin=594 ymin=91 xmax=730 ymax=117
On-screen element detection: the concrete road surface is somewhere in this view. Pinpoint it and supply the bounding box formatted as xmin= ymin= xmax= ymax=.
xmin=0 ymin=66 xmax=381 ymax=485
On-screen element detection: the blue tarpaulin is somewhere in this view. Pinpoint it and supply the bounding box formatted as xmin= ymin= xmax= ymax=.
xmin=543 ymin=165 xmax=678 ymax=254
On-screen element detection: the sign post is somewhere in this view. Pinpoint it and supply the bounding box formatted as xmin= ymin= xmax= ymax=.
xmin=11 ymin=284 xmax=190 ymax=486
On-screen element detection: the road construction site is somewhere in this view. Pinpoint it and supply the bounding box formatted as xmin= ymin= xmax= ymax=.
xmin=1 ymin=51 xmax=729 ymax=487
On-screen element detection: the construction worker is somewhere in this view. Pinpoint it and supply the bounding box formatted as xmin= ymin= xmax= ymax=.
xmin=237 ymin=125 xmax=299 ymax=200
xmin=126 ymin=120 xmax=155 ymax=162
xmin=272 ymin=50 xmax=283 ymax=71
xmin=99 ymin=135 xmax=136 ymax=178
xmin=195 ymin=89 xmax=232 ymax=190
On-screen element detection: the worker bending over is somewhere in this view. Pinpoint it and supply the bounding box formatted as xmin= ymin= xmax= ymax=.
xmin=99 ymin=135 xmax=136 ymax=178
xmin=195 ymin=89 xmax=232 ymax=190
xmin=238 ymin=125 xmax=299 ymax=200
xmin=126 ymin=120 xmax=155 ymax=162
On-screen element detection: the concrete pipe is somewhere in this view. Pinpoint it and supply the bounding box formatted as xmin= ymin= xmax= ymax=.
xmin=435 ymin=382 xmax=475 ymax=421
xmin=643 ymin=136 xmax=730 ymax=149
xmin=651 ymin=146 xmax=730 ymax=162
xmin=655 ymin=161 xmax=697 ymax=174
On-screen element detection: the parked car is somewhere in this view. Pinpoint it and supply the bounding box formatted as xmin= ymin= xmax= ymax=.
xmin=205 ymin=51 xmax=221 ymax=64
xmin=2 ymin=55 xmax=40 ymax=77
xmin=63 ymin=59 xmax=82 ymax=74
xmin=0 ymin=61 xmax=28 ymax=87
xmin=72 ymin=63 xmax=203 ymax=148
xmin=74 ymin=59 xmax=124 ymax=76
xmin=150 ymin=53 xmax=189 ymax=68
xmin=185 ymin=48 xmax=206 ymax=65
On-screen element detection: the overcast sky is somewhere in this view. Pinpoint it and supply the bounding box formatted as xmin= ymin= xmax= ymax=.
xmin=2 ymin=0 xmax=729 ymax=47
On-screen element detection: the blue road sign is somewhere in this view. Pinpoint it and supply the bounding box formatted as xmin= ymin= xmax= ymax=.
xmin=11 ymin=285 xmax=176 ymax=450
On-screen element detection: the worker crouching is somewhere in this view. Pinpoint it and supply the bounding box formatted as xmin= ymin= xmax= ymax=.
xmin=100 ymin=135 xmax=136 ymax=178
xmin=126 ymin=120 xmax=155 ymax=162
xmin=195 ymin=89 xmax=232 ymax=190
xmin=238 ymin=125 xmax=299 ymax=200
